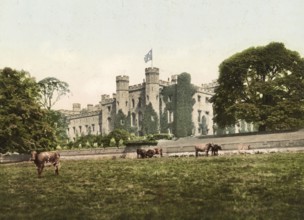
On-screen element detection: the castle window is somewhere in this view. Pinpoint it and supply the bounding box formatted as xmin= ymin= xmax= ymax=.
xmin=168 ymin=111 xmax=173 ymax=123
xmin=131 ymin=113 xmax=136 ymax=127
xmin=126 ymin=101 xmax=128 ymax=107
xmin=132 ymin=99 xmax=135 ymax=108
xmin=92 ymin=124 xmax=95 ymax=132
xmin=147 ymin=95 xmax=149 ymax=102
xmin=205 ymin=111 xmax=209 ymax=115
xmin=120 ymin=120 xmax=125 ymax=125
xmin=205 ymin=97 xmax=209 ymax=103
xmin=79 ymin=126 xmax=82 ymax=133
xmin=108 ymin=106 xmax=111 ymax=112
xmin=168 ymin=95 xmax=172 ymax=102
xmin=198 ymin=95 xmax=201 ymax=102
xmin=73 ymin=127 xmax=76 ymax=134
xmin=198 ymin=110 xmax=202 ymax=122
xmin=138 ymin=98 xmax=142 ymax=107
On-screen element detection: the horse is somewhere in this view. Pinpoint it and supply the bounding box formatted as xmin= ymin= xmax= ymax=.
xmin=194 ymin=143 xmax=213 ymax=157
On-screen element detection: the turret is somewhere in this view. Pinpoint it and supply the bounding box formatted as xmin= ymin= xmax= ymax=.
xmin=145 ymin=67 xmax=160 ymax=118
xmin=116 ymin=75 xmax=129 ymax=114
xmin=73 ymin=103 xmax=81 ymax=112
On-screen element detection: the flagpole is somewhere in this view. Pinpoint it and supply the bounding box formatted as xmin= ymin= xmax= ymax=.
xmin=151 ymin=48 xmax=153 ymax=68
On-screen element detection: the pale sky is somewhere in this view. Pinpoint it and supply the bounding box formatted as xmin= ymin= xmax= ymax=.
xmin=1 ymin=0 xmax=303 ymax=110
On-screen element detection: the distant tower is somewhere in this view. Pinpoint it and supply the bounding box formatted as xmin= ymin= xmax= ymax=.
xmin=116 ymin=75 xmax=129 ymax=115
xmin=145 ymin=67 xmax=160 ymax=117
xmin=73 ymin=103 xmax=81 ymax=111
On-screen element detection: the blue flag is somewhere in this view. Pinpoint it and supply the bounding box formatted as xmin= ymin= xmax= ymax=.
xmin=144 ymin=49 xmax=152 ymax=63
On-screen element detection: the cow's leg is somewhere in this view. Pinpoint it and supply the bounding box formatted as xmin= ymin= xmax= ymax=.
xmin=54 ymin=162 xmax=59 ymax=175
xmin=38 ymin=164 xmax=44 ymax=178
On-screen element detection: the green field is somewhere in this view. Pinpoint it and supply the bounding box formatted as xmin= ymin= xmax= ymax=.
xmin=1 ymin=153 xmax=304 ymax=220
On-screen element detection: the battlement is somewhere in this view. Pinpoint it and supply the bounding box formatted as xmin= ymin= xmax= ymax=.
xmin=145 ymin=67 xmax=159 ymax=74
xmin=101 ymin=94 xmax=110 ymax=101
xmin=129 ymin=83 xmax=145 ymax=91
xmin=116 ymin=75 xmax=129 ymax=82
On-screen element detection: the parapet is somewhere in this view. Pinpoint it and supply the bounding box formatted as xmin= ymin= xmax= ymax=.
xmin=116 ymin=75 xmax=129 ymax=82
xmin=145 ymin=67 xmax=159 ymax=74
xmin=129 ymin=83 xmax=145 ymax=91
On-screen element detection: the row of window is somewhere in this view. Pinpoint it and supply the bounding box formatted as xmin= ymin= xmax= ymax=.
xmin=68 ymin=124 xmax=102 ymax=135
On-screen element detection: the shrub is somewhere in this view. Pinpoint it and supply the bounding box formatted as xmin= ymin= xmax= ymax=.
xmin=153 ymin=133 xmax=173 ymax=140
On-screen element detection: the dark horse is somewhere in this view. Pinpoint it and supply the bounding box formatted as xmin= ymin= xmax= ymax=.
xmin=194 ymin=143 xmax=213 ymax=157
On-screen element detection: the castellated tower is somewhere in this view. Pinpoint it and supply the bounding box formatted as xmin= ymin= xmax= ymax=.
xmin=145 ymin=67 xmax=160 ymax=118
xmin=116 ymin=75 xmax=129 ymax=115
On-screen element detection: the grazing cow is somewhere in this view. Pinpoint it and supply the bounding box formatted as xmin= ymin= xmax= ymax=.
xmin=194 ymin=143 xmax=213 ymax=157
xmin=238 ymin=144 xmax=251 ymax=154
xmin=30 ymin=151 xmax=60 ymax=177
xmin=144 ymin=148 xmax=163 ymax=158
xmin=136 ymin=149 xmax=147 ymax=159
xmin=211 ymin=144 xmax=222 ymax=156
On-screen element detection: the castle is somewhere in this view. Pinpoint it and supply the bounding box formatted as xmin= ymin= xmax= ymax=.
xmin=65 ymin=67 xmax=217 ymax=141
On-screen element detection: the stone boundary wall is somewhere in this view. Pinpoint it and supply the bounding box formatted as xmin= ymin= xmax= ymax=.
xmin=1 ymin=139 xmax=304 ymax=164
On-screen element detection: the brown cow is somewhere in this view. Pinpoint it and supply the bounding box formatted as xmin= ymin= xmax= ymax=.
xmin=30 ymin=151 xmax=60 ymax=177
xmin=136 ymin=148 xmax=147 ymax=159
xmin=142 ymin=148 xmax=163 ymax=158
xmin=211 ymin=144 xmax=222 ymax=156
xmin=194 ymin=143 xmax=213 ymax=157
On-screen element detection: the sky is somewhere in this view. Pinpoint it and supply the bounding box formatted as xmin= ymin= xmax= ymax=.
xmin=1 ymin=0 xmax=304 ymax=110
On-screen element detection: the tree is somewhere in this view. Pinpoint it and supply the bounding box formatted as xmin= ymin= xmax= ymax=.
xmin=38 ymin=77 xmax=70 ymax=110
xmin=107 ymin=129 xmax=130 ymax=147
xmin=210 ymin=42 xmax=304 ymax=132
xmin=45 ymin=110 xmax=69 ymax=146
xmin=0 ymin=68 xmax=57 ymax=153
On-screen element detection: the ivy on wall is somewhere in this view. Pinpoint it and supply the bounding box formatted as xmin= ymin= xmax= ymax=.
xmin=142 ymin=103 xmax=159 ymax=135
xmin=114 ymin=110 xmax=137 ymax=134
xmin=175 ymin=73 xmax=196 ymax=137
xmin=160 ymin=72 xmax=196 ymax=137
xmin=160 ymin=85 xmax=176 ymax=134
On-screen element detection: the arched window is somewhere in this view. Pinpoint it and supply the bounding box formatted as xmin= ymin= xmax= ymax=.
xmin=131 ymin=113 xmax=136 ymax=127
xmin=132 ymin=99 xmax=135 ymax=108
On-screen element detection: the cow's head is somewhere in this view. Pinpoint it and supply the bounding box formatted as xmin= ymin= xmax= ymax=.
xmin=30 ymin=151 xmax=37 ymax=161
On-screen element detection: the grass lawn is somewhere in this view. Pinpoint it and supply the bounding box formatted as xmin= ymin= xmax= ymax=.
xmin=1 ymin=152 xmax=304 ymax=220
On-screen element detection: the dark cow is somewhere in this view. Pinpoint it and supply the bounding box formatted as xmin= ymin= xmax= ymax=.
xmin=30 ymin=151 xmax=60 ymax=177
xmin=194 ymin=143 xmax=213 ymax=157
xmin=136 ymin=149 xmax=147 ymax=159
xmin=211 ymin=144 xmax=222 ymax=156
xmin=140 ymin=148 xmax=163 ymax=158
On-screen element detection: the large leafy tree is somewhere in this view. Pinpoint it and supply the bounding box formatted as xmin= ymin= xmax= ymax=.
xmin=211 ymin=42 xmax=304 ymax=131
xmin=0 ymin=68 xmax=57 ymax=153
xmin=38 ymin=77 xmax=70 ymax=110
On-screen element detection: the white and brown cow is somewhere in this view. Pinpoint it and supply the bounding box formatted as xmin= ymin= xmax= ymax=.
xmin=194 ymin=143 xmax=213 ymax=157
xmin=30 ymin=151 xmax=60 ymax=177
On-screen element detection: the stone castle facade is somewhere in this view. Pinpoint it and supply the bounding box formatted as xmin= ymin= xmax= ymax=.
xmin=65 ymin=67 xmax=217 ymax=141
